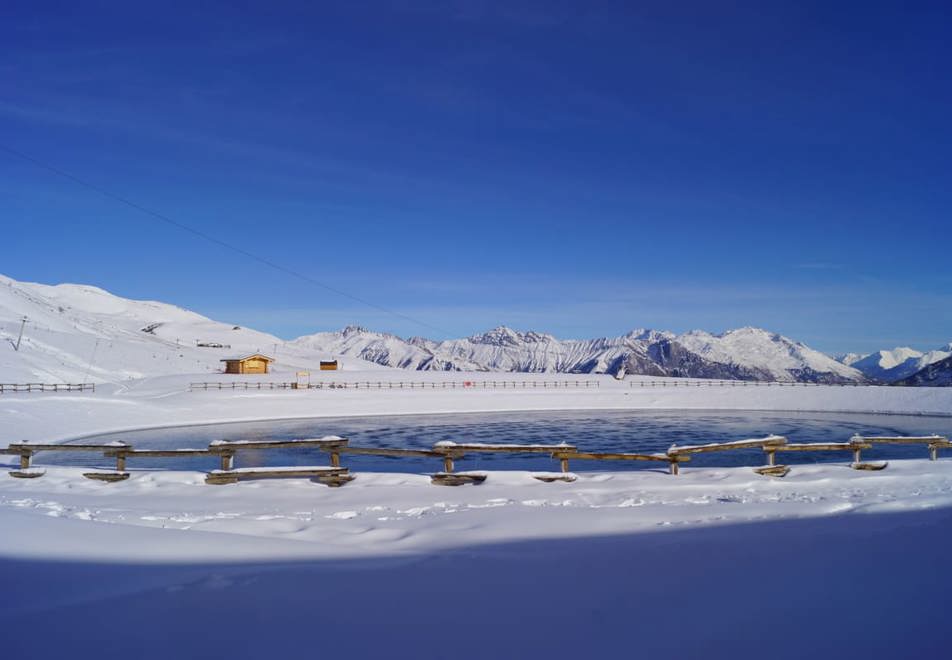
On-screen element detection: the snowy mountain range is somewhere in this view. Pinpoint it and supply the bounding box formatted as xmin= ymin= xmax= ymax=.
xmin=893 ymin=354 xmax=952 ymax=387
xmin=838 ymin=347 xmax=951 ymax=383
xmin=4 ymin=273 xmax=950 ymax=386
xmin=291 ymin=325 xmax=865 ymax=383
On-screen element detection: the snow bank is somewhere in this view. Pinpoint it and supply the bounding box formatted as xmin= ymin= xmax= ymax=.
xmin=2 ymin=461 xmax=952 ymax=659
xmin=3 ymin=459 xmax=952 ymax=562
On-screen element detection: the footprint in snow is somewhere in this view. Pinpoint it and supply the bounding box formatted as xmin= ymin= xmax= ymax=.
xmin=326 ymin=511 xmax=359 ymax=520
xmin=618 ymin=498 xmax=645 ymax=507
xmin=397 ymin=507 xmax=430 ymax=517
xmin=469 ymin=498 xmax=513 ymax=509
xmin=521 ymin=499 xmax=548 ymax=507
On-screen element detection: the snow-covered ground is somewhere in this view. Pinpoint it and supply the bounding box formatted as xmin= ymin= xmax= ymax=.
xmin=5 ymin=273 xmax=952 ymax=658
xmin=3 ymin=459 xmax=951 ymax=562
xmin=4 ymin=386 xmax=952 ymax=660
xmin=2 ymin=459 xmax=952 ymax=659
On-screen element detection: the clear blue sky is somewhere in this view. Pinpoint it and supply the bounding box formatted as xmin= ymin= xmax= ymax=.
xmin=2 ymin=1 xmax=950 ymax=353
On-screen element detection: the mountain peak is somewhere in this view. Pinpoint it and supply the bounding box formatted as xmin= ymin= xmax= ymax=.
xmin=469 ymin=326 xmax=524 ymax=346
xmin=340 ymin=325 xmax=369 ymax=337
xmin=724 ymin=326 xmax=778 ymax=340
xmin=624 ymin=328 xmax=672 ymax=342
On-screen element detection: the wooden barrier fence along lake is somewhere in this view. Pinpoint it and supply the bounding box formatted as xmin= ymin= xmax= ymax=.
xmin=4 ymin=432 xmax=950 ymax=487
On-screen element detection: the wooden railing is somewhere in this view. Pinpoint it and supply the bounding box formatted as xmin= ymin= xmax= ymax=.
xmin=188 ymin=380 xmax=601 ymax=391
xmin=630 ymin=379 xmax=863 ymax=388
xmin=0 ymin=383 xmax=95 ymax=394
xmin=5 ymin=433 xmax=950 ymax=485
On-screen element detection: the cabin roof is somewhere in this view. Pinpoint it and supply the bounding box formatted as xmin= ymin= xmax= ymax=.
xmin=220 ymin=353 xmax=274 ymax=363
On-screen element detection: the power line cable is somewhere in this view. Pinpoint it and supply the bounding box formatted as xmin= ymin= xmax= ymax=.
xmin=0 ymin=143 xmax=452 ymax=338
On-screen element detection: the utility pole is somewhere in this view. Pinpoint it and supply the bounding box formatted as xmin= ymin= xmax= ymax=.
xmin=13 ymin=316 xmax=27 ymax=351
xmin=83 ymin=338 xmax=101 ymax=385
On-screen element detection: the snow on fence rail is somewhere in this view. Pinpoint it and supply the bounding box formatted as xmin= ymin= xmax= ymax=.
xmin=0 ymin=383 xmax=95 ymax=394
xmin=5 ymin=434 xmax=950 ymax=485
xmin=188 ymin=380 xmax=600 ymax=392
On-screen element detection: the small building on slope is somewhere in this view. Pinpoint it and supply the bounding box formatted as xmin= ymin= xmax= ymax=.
xmin=221 ymin=354 xmax=274 ymax=374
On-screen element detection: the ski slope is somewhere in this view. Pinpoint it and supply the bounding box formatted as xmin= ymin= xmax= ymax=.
xmin=0 ymin=274 xmax=386 ymax=383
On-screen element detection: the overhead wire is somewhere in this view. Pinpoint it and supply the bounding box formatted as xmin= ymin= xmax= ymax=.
xmin=0 ymin=143 xmax=453 ymax=338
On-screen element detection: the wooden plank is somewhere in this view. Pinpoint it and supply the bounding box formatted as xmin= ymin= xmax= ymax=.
xmin=83 ymin=472 xmax=131 ymax=482
xmin=104 ymin=449 xmax=213 ymax=457
xmin=854 ymin=435 xmax=948 ymax=445
xmin=205 ymin=473 xmax=240 ymax=485
xmin=753 ymin=465 xmax=790 ymax=477
xmin=208 ymin=466 xmax=348 ymax=475
xmin=8 ymin=469 xmax=46 ymax=479
xmin=208 ymin=437 xmax=348 ymax=451
xmin=430 ymin=472 xmax=488 ymax=486
xmin=7 ymin=442 xmax=131 ymax=452
xmin=552 ymin=451 xmax=676 ymax=463
xmin=531 ymin=473 xmax=578 ymax=483
xmin=851 ymin=461 xmax=888 ymax=471
xmin=339 ymin=447 xmax=444 ymax=458
xmin=205 ymin=466 xmax=349 ymax=485
xmin=667 ymin=436 xmax=787 ymax=456
xmin=777 ymin=443 xmax=871 ymax=452
xmin=432 ymin=442 xmax=577 ymax=454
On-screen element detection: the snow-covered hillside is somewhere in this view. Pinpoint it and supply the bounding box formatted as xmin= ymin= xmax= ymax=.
xmin=15 ymin=273 xmax=952 ymax=385
xmin=294 ymin=325 xmax=865 ymax=383
xmin=895 ymin=354 xmax=952 ymax=387
xmin=839 ymin=346 xmax=951 ymax=383
xmin=0 ymin=274 xmax=383 ymax=383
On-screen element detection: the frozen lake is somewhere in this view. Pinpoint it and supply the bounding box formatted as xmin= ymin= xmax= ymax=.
xmin=37 ymin=409 xmax=952 ymax=473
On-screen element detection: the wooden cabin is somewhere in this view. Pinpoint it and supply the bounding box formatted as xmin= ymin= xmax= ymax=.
xmin=221 ymin=354 xmax=274 ymax=374
xmin=319 ymin=360 xmax=340 ymax=371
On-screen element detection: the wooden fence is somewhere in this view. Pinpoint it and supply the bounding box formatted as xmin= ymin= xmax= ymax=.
xmin=5 ymin=432 xmax=949 ymax=486
xmin=630 ymin=379 xmax=863 ymax=388
xmin=188 ymin=380 xmax=601 ymax=392
xmin=0 ymin=383 xmax=95 ymax=394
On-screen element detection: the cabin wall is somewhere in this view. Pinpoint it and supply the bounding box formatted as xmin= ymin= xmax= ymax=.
xmin=223 ymin=358 xmax=270 ymax=374
xmin=241 ymin=358 xmax=269 ymax=374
